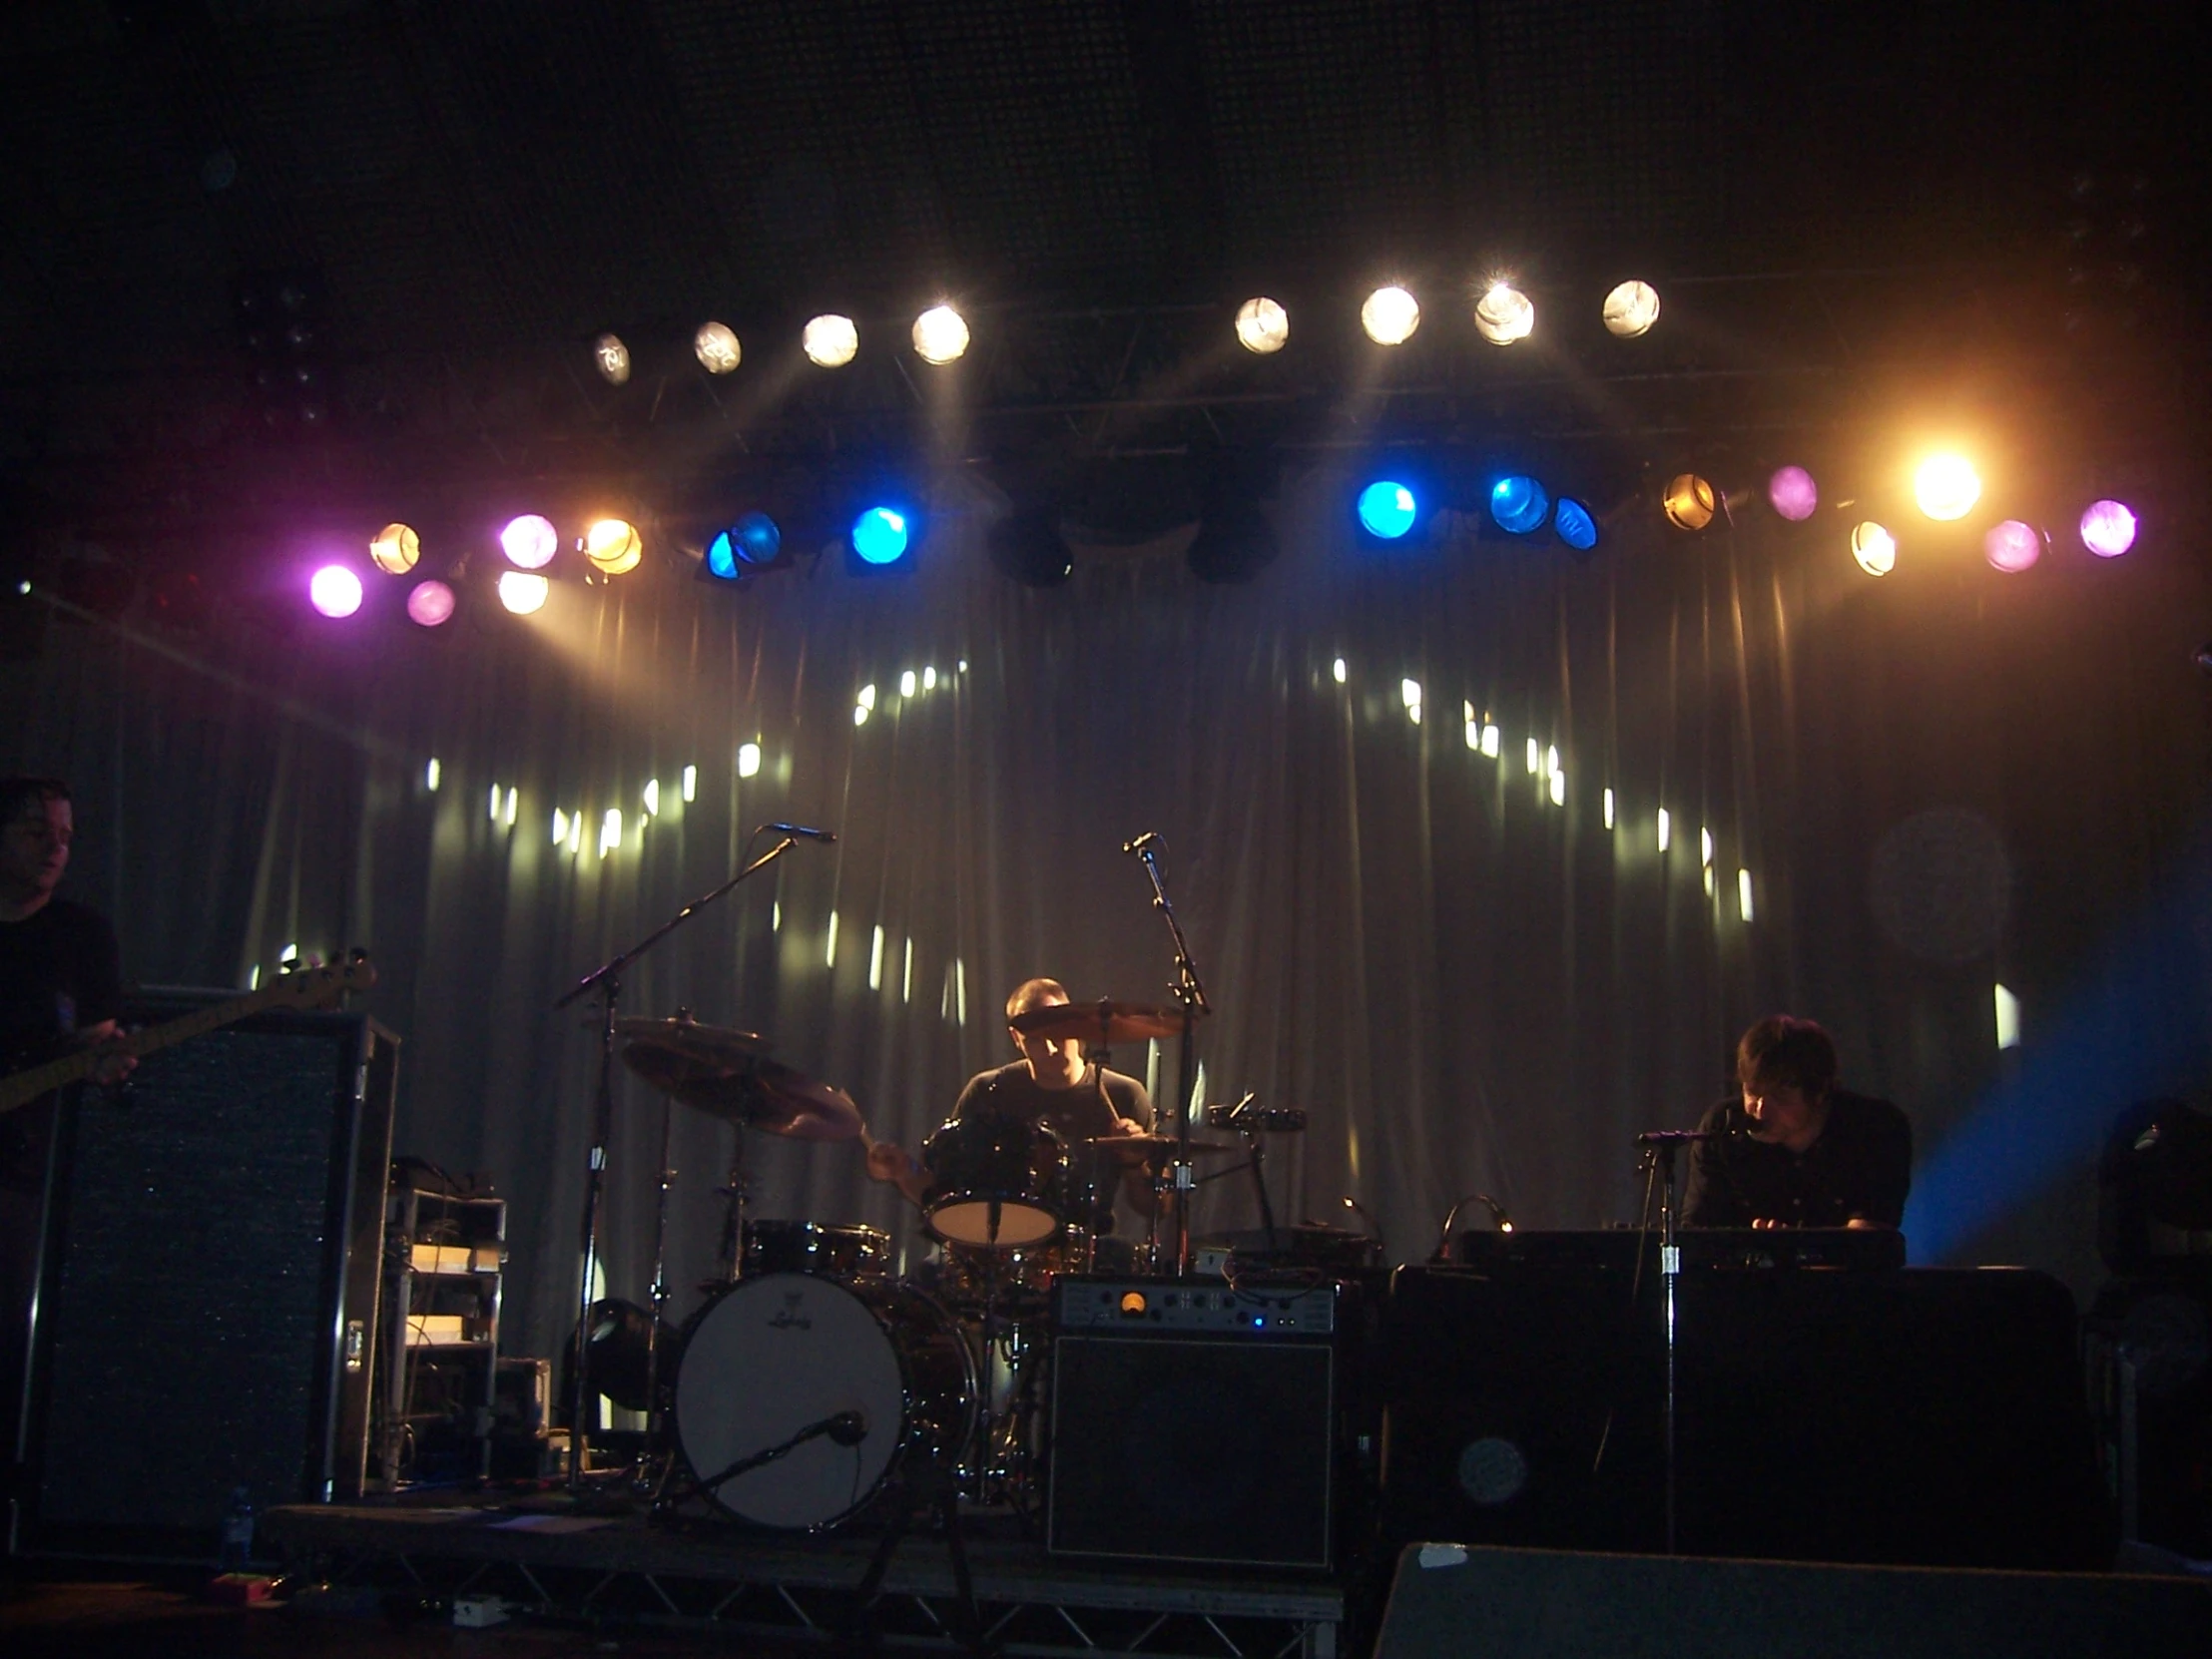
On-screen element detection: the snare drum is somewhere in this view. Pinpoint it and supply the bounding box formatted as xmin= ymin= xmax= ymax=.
xmin=742 ymin=1219 xmax=888 ymax=1279
xmin=674 ymin=1273 xmax=975 ymax=1529
xmin=920 ymin=1114 xmax=1066 ymax=1248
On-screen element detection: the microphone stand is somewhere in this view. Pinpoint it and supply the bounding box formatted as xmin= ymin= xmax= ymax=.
xmin=1632 ymin=1127 xmax=1719 ymax=1553
xmin=1128 ymin=838 xmax=1209 ymax=1276
xmin=552 ymin=830 xmax=807 ymax=1492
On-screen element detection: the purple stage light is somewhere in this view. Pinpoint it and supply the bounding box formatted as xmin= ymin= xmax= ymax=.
xmin=500 ymin=513 xmax=559 ymax=569
xmin=1983 ymin=521 xmax=2042 ymax=574
xmin=309 ymin=564 xmax=363 ymax=618
xmin=2079 ymin=499 xmax=2137 ymax=558
xmin=406 ymin=579 xmax=456 ymax=627
xmin=1767 ymin=465 xmax=1818 ymax=522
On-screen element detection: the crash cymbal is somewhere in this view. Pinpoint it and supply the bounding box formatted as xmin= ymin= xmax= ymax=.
xmin=620 ymin=1042 xmax=862 ymax=1143
xmin=1008 ymin=999 xmax=1203 ymax=1046
xmin=613 ymin=1016 xmax=766 ymax=1063
xmin=1086 ymin=1132 xmax=1234 ymax=1165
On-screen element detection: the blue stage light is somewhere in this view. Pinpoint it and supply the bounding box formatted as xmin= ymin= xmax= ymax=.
xmin=1489 ymin=475 xmax=1550 ymax=536
xmin=705 ymin=511 xmax=783 ymax=580
xmin=1358 ymin=480 xmax=1419 ymax=540
xmin=1554 ymin=497 xmax=1599 ymax=552
xmin=851 ymin=505 xmax=911 ymax=566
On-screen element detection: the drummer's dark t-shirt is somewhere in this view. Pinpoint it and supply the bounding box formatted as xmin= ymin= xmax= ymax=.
xmin=952 ymin=1060 xmax=1156 ymax=1145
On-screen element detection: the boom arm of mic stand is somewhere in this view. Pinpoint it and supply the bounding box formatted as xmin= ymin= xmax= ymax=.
xmin=1131 ymin=843 xmax=1209 ymax=1274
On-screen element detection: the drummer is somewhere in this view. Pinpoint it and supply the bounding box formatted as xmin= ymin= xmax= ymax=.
xmin=865 ymin=977 xmax=1160 ymax=1228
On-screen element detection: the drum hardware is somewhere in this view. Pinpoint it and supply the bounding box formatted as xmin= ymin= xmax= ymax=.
xmin=742 ymin=1219 xmax=889 ymax=1279
xmin=552 ymin=823 xmax=835 ymax=1491
xmin=1119 ymin=831 xmax=1212 ymax=1276
xmin=1195 ymin=1091 xmax=1307 ymax=1254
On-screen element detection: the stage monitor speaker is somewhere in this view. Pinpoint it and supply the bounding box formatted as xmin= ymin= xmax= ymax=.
xmin=9 ymin=999 xmax=396 ymax=1560
xmin=1048 ymin=1331 xmax=1336 ymax=1569
xmin=1372 ymin=1542 xmax=2210 ymax=1659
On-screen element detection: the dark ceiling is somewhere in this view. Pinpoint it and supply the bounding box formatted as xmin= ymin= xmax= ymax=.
xmin=0 ymin=1 xmax=2205 ymax=537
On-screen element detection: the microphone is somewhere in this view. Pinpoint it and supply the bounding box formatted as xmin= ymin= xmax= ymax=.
xmin=825 ymin=1409 xmax=867 ymax=1446
xmin=1120 ymin=831 xmax=1159 ymax=855
xmin=769 ymin=823 xmax=837 ymax=841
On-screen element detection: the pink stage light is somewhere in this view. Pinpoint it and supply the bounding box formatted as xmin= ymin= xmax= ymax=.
xmin=2079 ymin=499 xmax=2137 ymax=558
xmin=406 ymin=579 xmax=456 ymax=627
xmin=1983 ymin=520 xmax=2042 ymax=574
xmin=1767 ymin=465 xmax=1818 ymax=522
xmin=309 ymin=564 xmax=363 ymax=618
xmin=500 ymin=514 xmax=559 ymax=569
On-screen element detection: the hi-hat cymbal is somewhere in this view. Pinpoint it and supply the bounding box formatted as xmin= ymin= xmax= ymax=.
xmin=1087 ymin=1132 xmax=1233 ymax=1166
xmin=1008 ymin=999 xmax=1204 ymax=1046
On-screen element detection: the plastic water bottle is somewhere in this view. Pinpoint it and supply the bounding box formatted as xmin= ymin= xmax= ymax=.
xmin=219 ymin=1486 xmax=255 ymax=1572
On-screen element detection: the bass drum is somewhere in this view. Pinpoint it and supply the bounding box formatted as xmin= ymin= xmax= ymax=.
xmin=674 ymin=1273 xmax=975 ymax=1530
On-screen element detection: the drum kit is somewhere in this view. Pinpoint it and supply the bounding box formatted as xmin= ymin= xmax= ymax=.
xmin=549 ymin=823 xmax=1308 ymax=1539
xmin=588 ymin=999 xmax=1272 ymax=1534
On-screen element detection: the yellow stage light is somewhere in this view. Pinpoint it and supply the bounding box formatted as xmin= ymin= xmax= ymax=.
xmin=1851 ymin=521 xmax=1898 ymax=576
xmin=1663 ymin=473 xmax=1717 ymax=531
xmin=583 ymin=518 xmax=642 ymax=576
xmin=1361 ymin=285 xmax=1420 ymax=345
xmin=369 ymin=523 xmax=420 ymax=575
xmin=1235 ymin=296 xmax=1290 ymax=353
xmin=593 ymin=333 xmax=631 ymax=384
xmin=1602 ymin=279 xmax=1661 ymax=337
xmin=694 ymin=321 xmax=741 ymax=374
xmin=1914 ymin=452 xmax=1980 ymax=521
xmin=804 ymin=313 xmax=858 ymax=367
xmin=498 ymin=571 xmax=550 ymax=614
xmin=1473 ymin=282 xmax=1533 ymax=345
xmin=912 ymin=304 xmax=970 ymax=364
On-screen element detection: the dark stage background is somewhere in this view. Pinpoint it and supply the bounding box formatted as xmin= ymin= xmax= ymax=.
xmin=10 ymin=469 xmax=2209 ymax=1360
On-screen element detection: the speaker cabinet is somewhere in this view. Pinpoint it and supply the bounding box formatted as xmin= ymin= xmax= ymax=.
xmin=1048 ymin=1330 xmax=1336 ymax=1569
xmin=9 ymin=1000 xmax=396 ymax=1559
xmin=1373 ymin=1543 xmax=2210 ymax=1659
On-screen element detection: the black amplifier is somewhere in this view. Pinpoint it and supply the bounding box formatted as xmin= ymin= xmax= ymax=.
xmin=1051 ymin=1275 xmax=1339 ymax=1336
xmin=1048 ymin=1276 xmax=1341 ymax=1569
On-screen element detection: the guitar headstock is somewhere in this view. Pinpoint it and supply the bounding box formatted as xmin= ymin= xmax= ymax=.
xmin=270 ymin=951 xmax=377 ymax=1008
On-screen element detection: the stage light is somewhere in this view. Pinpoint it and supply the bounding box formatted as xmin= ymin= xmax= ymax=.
xmin=1552 ymin=498 xmax=1599 ymax=552
xmin=405 ymin=579 xmax=456 ymax=628
xmin=912 ymin=304 xmax=969 ymax=364
xmin=851 ymin=505 xmax=911 ymax=565
xmin=1602 ymin=279 xmax=1661 ymax=338
xmin=1235 ymin=296 xmax=1290 ymax=353
xmin=593 ymin=333 xmax=631 ymax=384
xmin=369 ymin=523 xmax=420 ymax=575
xmin=2080 ymin=498 xmax=2137 ymax=557
xmin=1358 ymin=480 xmax=1419 ymax=540
xmin=1767 ymin=465 xmax=1819 ymax=522
xmin=694 ymin=321 xmax=741 ymax=373
xmin=498 ymin=571 xmax=550 ymax=614
xmin=582 ymin=518 xmax=642 ymax=576
xmin=1473 ymin=282 xmax=1533 ymax=345
xmin=1851 ymin=520 xmax=1898 ymax=576
xmin=804 ymin=313 xmax=858 ymax=367
xmin=1663 ymin=473 xmax=1717 ymax=531
xmin=1488 ymin=475 xmax=1549 ymax=535
xmin=501 ymin=514 xmax=558 ymax=569
xmin=1361 ymin=285 xmax=1419 ymax=345
xmin=1983 ymin=520 xmax=2042 ymax=574
xmin=705 ymin=512 xmax=782 ymax=580
xmin=1914 ymin=453 xmax=1980 ymax=521
xmin=309 ymin=565 xmax=363 ymax=618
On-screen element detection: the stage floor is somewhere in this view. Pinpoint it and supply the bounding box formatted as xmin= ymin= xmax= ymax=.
xmin=259 ymin=1494 xmax=1348 ymax=1658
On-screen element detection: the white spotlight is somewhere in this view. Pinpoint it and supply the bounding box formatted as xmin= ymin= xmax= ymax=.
xmin=912 ymin=304 xmax=970 ymax=364
xmin=804 ymin=313 xmax=858 ymax=367
xmin=593 ymin=332 xmax=632 ymax=383
xmin=497 ymin=571 xmax=550 ymax=615
xmin=1235 ymin=296 xmax=1290 ymax=353
xmin=1361 ymin=285 xmax=1420 ymax=345
xmin=1602 ymin=280 xmax=1661 ymax=338
xmin=694 ymin=321 xmax=741 ymax=373
xmin=1473 ymin=282 xmax=1534 ymax=345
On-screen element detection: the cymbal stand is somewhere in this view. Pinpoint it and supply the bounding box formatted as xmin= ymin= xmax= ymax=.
xmin=1126 ymin=837 xmax=1210 ymax=1276
xmin=1199 ymin=1092 xmax=1278 ymax=1252
xmin=553 ymin=830 xmax=806 ymax=1493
